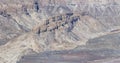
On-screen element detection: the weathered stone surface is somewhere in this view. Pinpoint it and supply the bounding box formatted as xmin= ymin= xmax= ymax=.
xmin=19 ymin=32 xmax=120 ymax=63
xmin=0 ymin=0 xmax=120 ymax=63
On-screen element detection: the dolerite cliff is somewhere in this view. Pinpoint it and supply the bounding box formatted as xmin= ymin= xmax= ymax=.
xmin=0 ymin=0 xmax=120 ymax=63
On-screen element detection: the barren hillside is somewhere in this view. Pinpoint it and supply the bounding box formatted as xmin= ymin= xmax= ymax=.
xmin=0 ymin=0 xmax=120 ymax=63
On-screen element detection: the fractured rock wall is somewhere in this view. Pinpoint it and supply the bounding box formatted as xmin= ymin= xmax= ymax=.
xmin=0 ymin=0 xmax=120 ymax=63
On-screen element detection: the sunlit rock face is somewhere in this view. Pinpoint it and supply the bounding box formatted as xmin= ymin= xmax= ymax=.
xmin=0 ymin=0 xmax=120 ymax=63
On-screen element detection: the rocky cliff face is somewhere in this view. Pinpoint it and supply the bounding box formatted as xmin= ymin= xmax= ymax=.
xmin=0 ymin=0 xmax=120 ymax=63
xmin=1 ymin=0 xmax=120 ymax=45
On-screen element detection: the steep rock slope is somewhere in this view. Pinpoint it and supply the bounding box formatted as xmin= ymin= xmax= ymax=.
xmin=1 ymin=0 xmax=120 ymax=45
xmin=0 ymin=13 xmax=120 ymax=63
xmin=0 ymin=0 xmax=120 ymax=63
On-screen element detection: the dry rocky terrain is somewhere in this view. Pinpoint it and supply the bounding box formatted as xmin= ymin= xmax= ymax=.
xmin=0 ymin=0 xmax=120 ymax=63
